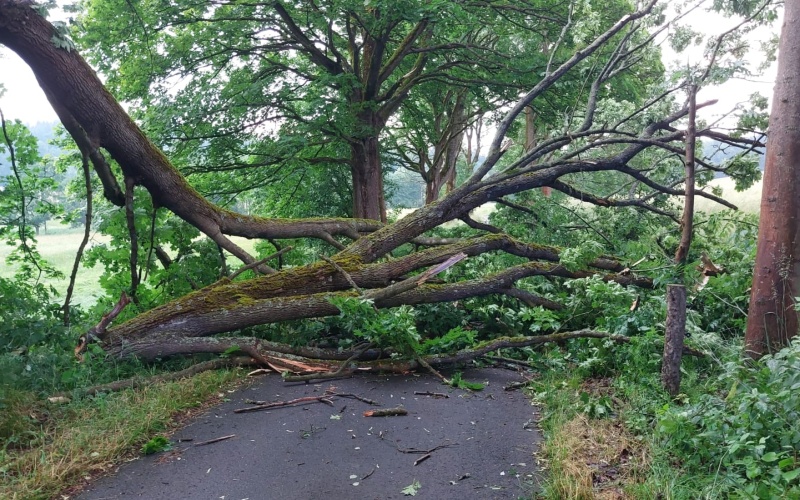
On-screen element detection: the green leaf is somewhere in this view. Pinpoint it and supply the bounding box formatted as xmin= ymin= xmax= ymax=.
xmin=221 ymin=345 xmax=242 ymax=357
xmin=141 ymin=436 xmax=171 ymax=455
xmin=449 ymin=372 xmax=484 ymax=391
xmin=783 ymin=469 xmax=800 ymax=482
xmin=401 ymin=480 xmax=421 ymax=496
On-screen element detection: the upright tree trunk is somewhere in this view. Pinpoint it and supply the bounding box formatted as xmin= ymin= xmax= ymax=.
xmin=425 ymin=174 xmax=443 ymax=205
xmin=425 ymin=93 xmax=466 ymax=204
xmin=662 ymin=284 xmax=686 ymax=397
xmin=745 ymin=3 xmax=800 ymax=358
xmin=350 ymin=112 xmax=387 ymax=222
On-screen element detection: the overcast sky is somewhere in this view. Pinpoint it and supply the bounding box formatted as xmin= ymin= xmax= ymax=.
xmin=0 ymin=2 xmax=780 ymax=128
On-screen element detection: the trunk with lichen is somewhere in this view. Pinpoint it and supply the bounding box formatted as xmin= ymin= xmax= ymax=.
xmin=1 ymin=0 xmax=700 ymax=367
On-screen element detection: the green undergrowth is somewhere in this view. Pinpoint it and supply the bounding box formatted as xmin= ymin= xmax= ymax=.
xmin=528 ymin=334 xmax=800 ymax=499
xmin=0 ymin=365 xmax=244 ymax=499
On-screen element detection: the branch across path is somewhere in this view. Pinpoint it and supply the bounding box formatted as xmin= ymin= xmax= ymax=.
xmin=76 ymin=368 xmax=542 ymax=499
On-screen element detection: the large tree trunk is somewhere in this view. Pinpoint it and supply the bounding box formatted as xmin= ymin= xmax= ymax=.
xmin=350 ymin=112 xmax=387 ymax=222
xmin=745 ymin=3 xmax=800 ymax=358
xmin=2 ymin=0 xmax=694 ymax=365
xmin=424 ymin=94 xmax=466 ymax=204
xmin=442 ymin=94 xmax=466 ymax=197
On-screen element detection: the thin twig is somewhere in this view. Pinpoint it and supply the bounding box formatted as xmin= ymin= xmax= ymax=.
xmin=229 ymin=246 xmax=294 ymax=280
xmin=124 ymin=177 xmax=140 ymax=304
xmin=0 ymin=108 xmax=42 ymax=279
xmin=414 ymin=453 xmax=432 ymax=466
xmin=396 ymin=443 xmax=455 ymax=454
xmin=415 ymin=354 xmax=450 ymax=385
xmin=320 ymin=254 xmax=364 ymax=295
xmin=326 ymin=390 xmax=380 ymax=406
xmin=234 ymin=395 xmax=335 ymax=414
xmin=62 ymin=151 xmax=92 ymax=326
xmin=480 ymin=355 xmax=536 ymax=369
xmin=194 ymin=434 xmax=236 ymax=447
xmin=414 ymin=391 xmax=449 ymax=398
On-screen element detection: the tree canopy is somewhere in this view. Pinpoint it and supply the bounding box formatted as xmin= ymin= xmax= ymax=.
xmin=0 ymin=0 xmax=778 ymax=366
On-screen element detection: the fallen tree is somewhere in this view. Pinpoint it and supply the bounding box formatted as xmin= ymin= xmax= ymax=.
xmin=0 ymin=0 xmax=762 ymax=370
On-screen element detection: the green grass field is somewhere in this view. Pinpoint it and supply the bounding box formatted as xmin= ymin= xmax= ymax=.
xmin=0 ymin=222 xmax=107 ymax=306
xmin=694 ymin=176 xmax=762 ymax=213
xmin=0 ymin=221 xmax=263 ymax=306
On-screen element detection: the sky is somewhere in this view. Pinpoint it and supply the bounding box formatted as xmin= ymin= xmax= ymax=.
xmin=0 ymin=2 xmax=781 ymax=128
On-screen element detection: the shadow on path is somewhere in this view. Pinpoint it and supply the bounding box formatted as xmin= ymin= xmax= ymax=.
xmin=79 ymin=368 xmax=542 ymax=499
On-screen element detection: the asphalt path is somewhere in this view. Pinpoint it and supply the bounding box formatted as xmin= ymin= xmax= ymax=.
xmin=78 ymin=368 xmax=542 ymax=500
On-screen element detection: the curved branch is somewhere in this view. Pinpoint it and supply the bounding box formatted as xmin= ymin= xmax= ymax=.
xmin=62 ymin=152 xmax=93 ymax=325
xmin=549 ymin=180 xmax=681 ymax=223
xmin=0 ymin=3 xmax=381 ymax=261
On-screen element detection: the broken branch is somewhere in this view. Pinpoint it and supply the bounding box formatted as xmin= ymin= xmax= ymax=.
xmin=194 ymin=434 xmax=236 ymax=447
xmin=363 ymin=406 xmax=408 ymax=417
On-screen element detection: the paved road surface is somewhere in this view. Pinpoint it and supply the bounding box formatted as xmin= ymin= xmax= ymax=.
xmin=78 ymin=368 xmax=542 ymax=500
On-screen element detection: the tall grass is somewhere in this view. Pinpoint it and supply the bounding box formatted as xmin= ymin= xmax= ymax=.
xmin=0 ymin=369 xmax=245 ymax=500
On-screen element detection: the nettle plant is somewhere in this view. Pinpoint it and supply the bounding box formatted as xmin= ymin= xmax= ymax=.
xmin=657 ymin=338 xmax=800 ymax=498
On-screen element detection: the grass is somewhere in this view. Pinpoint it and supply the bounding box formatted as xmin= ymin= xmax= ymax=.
xmin=0 ymin=368 xmax=245 ymax=499
xmin=0 ymin=220 xmax=260 ymax=306
xmin=694 ymin=177 xmax=762 ymax=213
xmin=530 ymin=371 xmax=651 ymax=500
xmin=0 ymin=221 xmax=107 ymax=306
xmin=529 ymin=349 xmax=717 ymax=500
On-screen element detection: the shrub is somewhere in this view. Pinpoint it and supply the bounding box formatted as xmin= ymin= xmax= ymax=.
xmin=657 ymin=339 xmax=800 ymax=498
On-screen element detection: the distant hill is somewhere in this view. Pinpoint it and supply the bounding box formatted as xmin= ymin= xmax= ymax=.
xmin=702 ymin=139 xmax=766 ymax=178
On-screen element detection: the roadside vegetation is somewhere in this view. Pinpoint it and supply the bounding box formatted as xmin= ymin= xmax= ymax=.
xmin=5 ymin=199 xmax=792 ymax=499
xmin=1 ymin=1 xmax=796 ymax=499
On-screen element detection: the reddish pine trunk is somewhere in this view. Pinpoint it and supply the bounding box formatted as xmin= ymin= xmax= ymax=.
xmin=745 ymin=3 xmax=800 ymax=358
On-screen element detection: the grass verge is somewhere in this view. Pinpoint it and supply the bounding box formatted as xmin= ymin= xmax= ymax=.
xmin=0 ymin=368 xmax=245 ymax=499
xmin=532 ymin=372 xmax=672 ymax=500
xmin=528 ymin=338 xmax=728 ymax=500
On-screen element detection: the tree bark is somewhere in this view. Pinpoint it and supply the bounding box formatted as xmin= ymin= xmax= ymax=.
xmin=662 ymin=284 xmax=686 ymax=397
xmin=745 ymin=3 xmax=800 ymax=358
xmin=350 ymin=118 xmax=387 ymax=222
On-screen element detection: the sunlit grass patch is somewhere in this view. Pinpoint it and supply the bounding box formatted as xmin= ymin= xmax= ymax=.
xmin=543 ymin=413 xmax=649 ymax=500
xmin=0 ymin=221 xmax=107 ymax=305
xmin=0 ymin=368 xmax=244 ymax=499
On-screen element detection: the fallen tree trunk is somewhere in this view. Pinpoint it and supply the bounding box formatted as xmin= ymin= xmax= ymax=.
xmin=0 ymin=1 xmax=751 ymax=367
xmin=57 ymin=329 xmax=706 ymax=398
